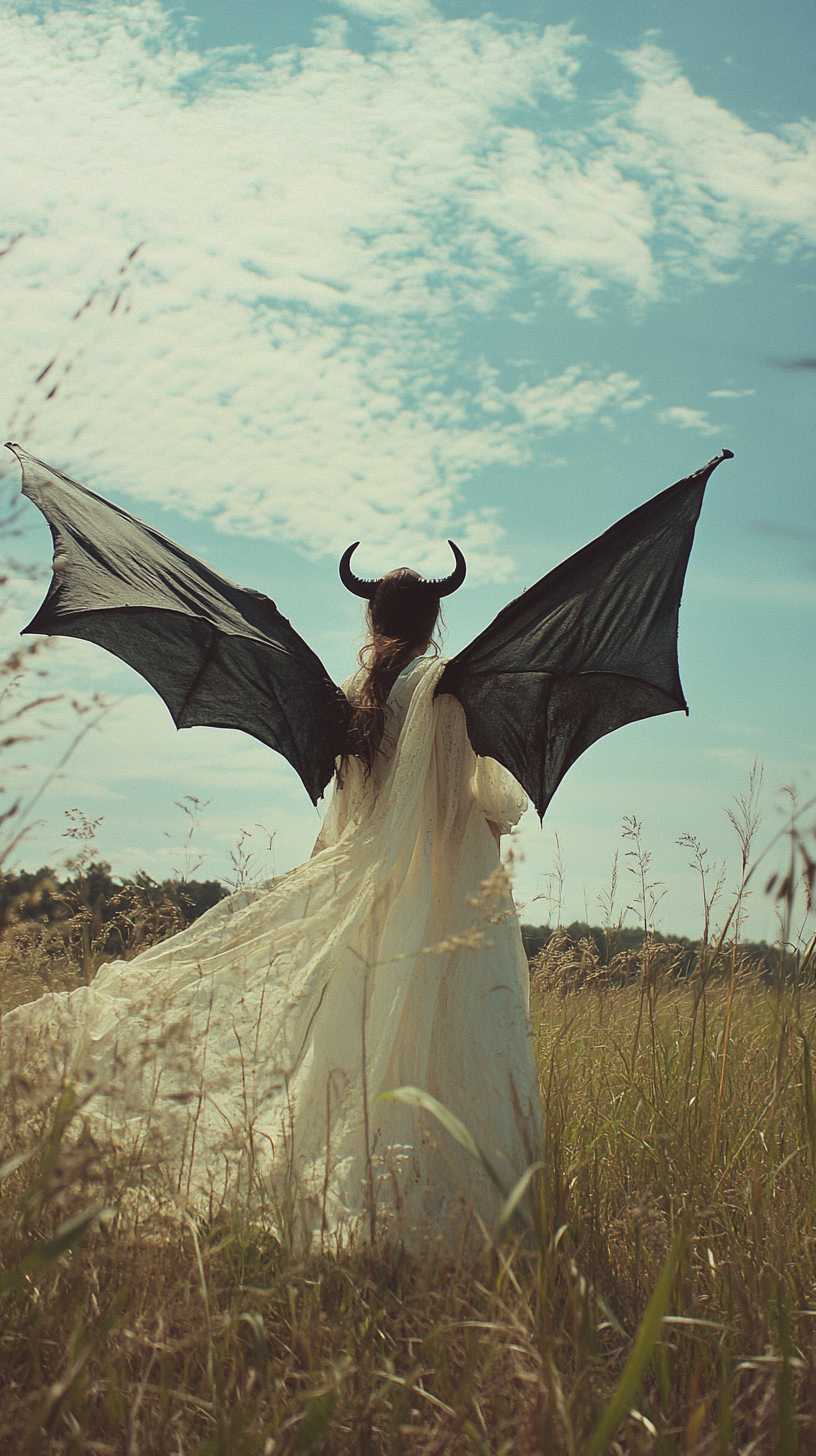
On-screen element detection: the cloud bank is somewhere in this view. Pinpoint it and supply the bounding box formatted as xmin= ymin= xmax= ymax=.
xmin=1 ymin=0 xmax=813 ymax=572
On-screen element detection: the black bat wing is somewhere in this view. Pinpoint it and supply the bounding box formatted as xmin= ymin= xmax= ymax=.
xmin=7 ymin=444 xmax=352 ymax=804
xmin=436 ymin=451 xmax=733 ymax=819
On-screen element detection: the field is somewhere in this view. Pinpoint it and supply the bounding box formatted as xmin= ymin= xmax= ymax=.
xmin=0 ymin=570 xmax=813 ymax=1453
xmin=0 ymin=875 xmax=814 ymax=1455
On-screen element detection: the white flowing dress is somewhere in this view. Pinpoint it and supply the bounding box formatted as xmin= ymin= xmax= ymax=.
xmin=2 ymin=658 xmax=541 ymax=1245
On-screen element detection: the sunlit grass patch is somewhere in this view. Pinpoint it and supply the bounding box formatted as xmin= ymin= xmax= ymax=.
xmin=0 ymin=940 xmax=814 ymax=1452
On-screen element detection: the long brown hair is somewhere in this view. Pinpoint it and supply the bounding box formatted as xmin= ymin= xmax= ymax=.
xmin=349 ymin=570 xmax=443 ymax=768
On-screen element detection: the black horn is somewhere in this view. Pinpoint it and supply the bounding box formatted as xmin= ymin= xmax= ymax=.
xmin=338 ymin=539 xmax=467 ymax=598
xmin=339 ymin=543 xmax=379 ymax=599
xmin=431 ymin=541 xmax=467 ymax=596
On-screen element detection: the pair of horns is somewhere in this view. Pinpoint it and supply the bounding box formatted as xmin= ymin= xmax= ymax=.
xmin=339 ymin=540 xmax=467 ymax=599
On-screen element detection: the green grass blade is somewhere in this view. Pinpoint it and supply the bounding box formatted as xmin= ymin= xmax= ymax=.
xmin=802 ymin=1035 xmax=816 ymax=1169
xmin=0 ymin=1147 xmax=36 ymax=1183
xmin=778 ymin=1278 xmax=797 ymax=1456
xmin=378 ymin=1086 xmax=508 ymax=1195
xmin=717 ymin=1352 xmax=733 ymax=1456
xmin=496 ymin=1161 xmax=546 ymax=1237
xmin=0 ymin=1203 xmax=108 ymax=1295
xmin=584 ymin=1221 xmax=688 ymax=1456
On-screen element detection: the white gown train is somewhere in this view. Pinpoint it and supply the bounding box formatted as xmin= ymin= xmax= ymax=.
xmin=1 ymin=659 xmax=541 ymax=1245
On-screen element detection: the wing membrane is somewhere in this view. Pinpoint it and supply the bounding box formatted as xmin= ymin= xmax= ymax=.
xmin=8 ymin=445 xmax=351 ymax=803
xmin=437 ymin=452 xmax=732 ymax=817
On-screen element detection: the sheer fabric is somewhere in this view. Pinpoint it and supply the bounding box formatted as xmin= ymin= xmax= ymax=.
xmin=2 ymin=659 xmax=541 ymax=1245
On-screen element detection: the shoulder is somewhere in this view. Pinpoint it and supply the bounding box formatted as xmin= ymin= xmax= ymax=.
xmin=388 ymin=655 xmax=446 ymax=711
xmin=341 ymin=669 xmax=364 ymax=702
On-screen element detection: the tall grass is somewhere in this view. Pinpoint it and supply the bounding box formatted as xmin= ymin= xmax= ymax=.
xmin=0 ymin=897 xmax=814 ymax=1452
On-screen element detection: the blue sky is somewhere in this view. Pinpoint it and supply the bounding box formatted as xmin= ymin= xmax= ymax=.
xmin=1 ymin=0 xmax=813 ymax=939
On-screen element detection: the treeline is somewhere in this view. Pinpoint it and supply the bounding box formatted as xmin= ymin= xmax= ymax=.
xmin=0 ymin=862 xmax=228 ymax=966
xmin=520 ymin=920 xmax=774 ymax=977
xmin=1 ymin=865 xmax=774 ymax=972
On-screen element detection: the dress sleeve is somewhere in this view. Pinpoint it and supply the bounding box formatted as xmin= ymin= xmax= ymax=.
xmin=311 ymin=756 xmax=365 ymax=855
xmin=311 ymin=673 xmax=363 ymax=855
xmin=471 ymin=756 xmax=528 ymax=834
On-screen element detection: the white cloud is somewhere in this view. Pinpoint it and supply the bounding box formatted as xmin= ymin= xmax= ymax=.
xmin=657 ymin=406 xmax=721 ymax=435
xmin=0 ymin=3 xmax=813 ymax=573
xmin=708 ymin=388 xmax=755 ymax=398
xmin=609 ymin=45 xmax=816 ymax=281
xmin=481 ymin=366 xmax=648 ymax=431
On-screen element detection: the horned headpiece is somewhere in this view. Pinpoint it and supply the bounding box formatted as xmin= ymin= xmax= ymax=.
xmin=339 ymin=541 xmax=467 ymax=600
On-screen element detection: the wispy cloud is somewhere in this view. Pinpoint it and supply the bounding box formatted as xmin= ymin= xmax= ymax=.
xmin=1 ymin=2 xmax=813 ymax=573
xmin=657 ymin=406 xmax=721 ymax=435
xmin=609 ymin=45 xmax=816 ymax=282
xmin=708 ymin=388 xmax=755 ymax=398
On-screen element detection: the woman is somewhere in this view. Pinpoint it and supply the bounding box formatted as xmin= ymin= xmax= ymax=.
xmin=2 ymin=568 xmax=541 ymax=1247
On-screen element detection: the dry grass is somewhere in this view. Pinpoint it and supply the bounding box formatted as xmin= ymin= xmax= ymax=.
xmin=0 ymin=866 xmax=224 ymax=1017
xmin=0 ymin=921 xmax=815 ymax=1454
